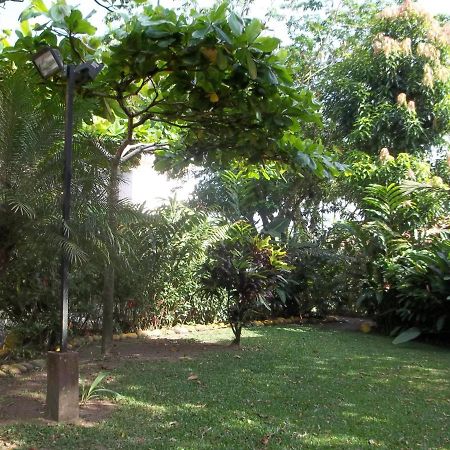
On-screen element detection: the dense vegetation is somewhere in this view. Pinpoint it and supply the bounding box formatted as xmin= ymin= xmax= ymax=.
xmin=0 ymin=0 xmax=449 ymax=354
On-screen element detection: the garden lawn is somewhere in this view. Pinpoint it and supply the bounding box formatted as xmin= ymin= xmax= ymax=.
xmin=1 ymin=325 xmax=449 ymax=449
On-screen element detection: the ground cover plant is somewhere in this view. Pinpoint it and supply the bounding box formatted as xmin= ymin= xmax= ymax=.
xmin=1 ymin=325 xmax=449 ymax=449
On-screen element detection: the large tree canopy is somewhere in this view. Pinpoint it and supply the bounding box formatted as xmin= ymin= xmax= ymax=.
xmin=322 ymin=0 xmax=450 ymax=155
xmin=0 ymin=0 xmax=341 ymax=353
xmin=3 ymin=0 xmax=337 ymax=175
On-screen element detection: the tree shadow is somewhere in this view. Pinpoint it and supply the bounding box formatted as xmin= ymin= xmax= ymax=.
xmin=0 ymin=326 xmax=449 ymax=449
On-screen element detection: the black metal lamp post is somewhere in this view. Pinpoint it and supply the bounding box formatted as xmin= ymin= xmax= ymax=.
xmin=32 ymin=48 xmax=103 ymax=422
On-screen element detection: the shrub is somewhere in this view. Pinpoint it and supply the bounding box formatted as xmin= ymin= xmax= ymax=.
xmin=200 ymin=220 xmax=291 ymax=345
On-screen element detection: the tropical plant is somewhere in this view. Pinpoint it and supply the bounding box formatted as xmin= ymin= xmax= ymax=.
xmin=0 ymin=68 xmax=138 ymax=348
xmin=336 ymin=180 xmax=450 ymax=341
xmin=114 ymin=200 xmax=228 ymax=331
xmin=80 ymin=372 xmax=120 ymax=404
xmin=387 ymin=240 xmax=450 ymax=342
xmin=200 ymin=220 xmax=291 ymax=345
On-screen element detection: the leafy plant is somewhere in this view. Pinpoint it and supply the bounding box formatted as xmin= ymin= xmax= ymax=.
xmin=201 ymin=220 xmax=292 ymax=345
xmin=80 ymin=372 xmax=120 ymax=404
xmin=337 ymin=179 xmax=450 ymax=342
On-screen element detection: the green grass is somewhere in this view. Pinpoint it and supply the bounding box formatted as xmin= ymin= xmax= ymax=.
xmin=1 ymin=326 xmax=450 ymax=449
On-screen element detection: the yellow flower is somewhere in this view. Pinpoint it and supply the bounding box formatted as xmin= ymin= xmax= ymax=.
xmin=372 ymin=40 xmax=383 ymax=54
xmin=400 ymin=38 xmax=412 ymax=54
xmin=379 ymin=147 xmax=391 ymax=162
xmin=416 ymin=42 xmax=440 ymax=60
xmin=378 ymin=6 xmax=396 ymax=19
xmin=436 ymin=65 xmax=450 ymax=83
xmin=407 ymin=100 xmax=416 ymax=113
xmin=397 ymin=93 xmax=407 ymax=106
xmin=423 ymin=73 xmax=433 ymax=87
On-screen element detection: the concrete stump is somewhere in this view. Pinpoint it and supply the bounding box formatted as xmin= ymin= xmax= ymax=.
xmin=46 ymin=351 xmax=79 ymax=422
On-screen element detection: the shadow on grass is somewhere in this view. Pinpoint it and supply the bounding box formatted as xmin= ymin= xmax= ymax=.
xmin=1 ymin=326 xmax=449 ymax=449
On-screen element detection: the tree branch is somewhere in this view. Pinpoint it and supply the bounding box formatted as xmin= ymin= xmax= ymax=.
xmin=93 ymin=0 xmax=114 ymax=13
xmin=120 ymin=142 xmax=168 ymax=163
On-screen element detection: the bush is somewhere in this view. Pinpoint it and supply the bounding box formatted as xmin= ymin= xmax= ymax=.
xmin=200 ymin=220 xmax=291 ymax=345
xmin=113 ymin=201 xmax=227 ymax=331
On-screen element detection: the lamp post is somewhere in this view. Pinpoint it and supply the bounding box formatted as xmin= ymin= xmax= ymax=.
xmin=32 ymin=48 xmax=103 ymax=422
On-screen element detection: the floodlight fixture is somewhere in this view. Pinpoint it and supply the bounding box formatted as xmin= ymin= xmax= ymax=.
xmin=74 ymin=60 xmax=104 ymax=84
xmin=32 ymin=47 xmax=64 ymax=79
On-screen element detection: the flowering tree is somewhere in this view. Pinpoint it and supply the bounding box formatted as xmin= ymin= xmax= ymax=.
xmin=322 ymin=0 xmax=450 ymax=155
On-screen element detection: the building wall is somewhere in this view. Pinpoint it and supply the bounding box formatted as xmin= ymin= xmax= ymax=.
xmin=119 ymin=154 xmax=196 ymax=210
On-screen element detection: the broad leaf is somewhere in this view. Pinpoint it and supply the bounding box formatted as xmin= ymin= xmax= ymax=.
xmin=244 ymin=19 xmax=262 ymax=43
xmin=227 ymin=12 xmax=244 ymax=35
xmin=392 ymin=327 xmax=421 ymax=344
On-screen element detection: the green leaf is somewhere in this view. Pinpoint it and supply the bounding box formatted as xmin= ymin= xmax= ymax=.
xmin=65 ymin=10 xmax=96 ymax=35
xmin=244 ymin=19 xmax=262 ymax=43
xmin=19 ymin=7 xmax=43 ymax=22
xmin=392 ymin=327 xmax=421 ymax=344
xmin=216 ymin=48 xmax=228 ymax=70
xmin=276 ymin=288 xmax=287 ymax=305
xmin=210 ymin=2 xmax=229 ymax=22
xmin=74 ymin=19 xmax=96 ymax=35
xmin=212 ymin=24 xmax=233 ymax=45
xmin=102 ymin=98 xmax=115 ymax=123
xmin=253 ymin=37 xmax=280 ymax=52
xmin=192 ymin=26 xmax=210 ymax=40
xmin=92 ymin=372 xmax=109 ymax=390
xmin=227 ymin=12 xmax=244 ymax=35
xmin=246 ymin=51 xmax=257 ymax=79
xmin=49 ymin=3 xmax=71 ymax=23
xmin=20 ymin=20 xmax=32 ymax=36
xmin=264 ymin=67 xmax=278 ymax=85
xmin=32 ymin=0 xmax=48 ymax=13
xmin=265 ymin=217 xmax=290 ymax=238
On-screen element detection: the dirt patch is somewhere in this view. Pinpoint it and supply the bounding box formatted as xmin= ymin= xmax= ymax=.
xmin=317 ymin=316 xmax=377 ymax=332
xmin=0 ymin=335 xmax=232 ymax=426
xmin=80 ymin=337 xmax=230 ymax=362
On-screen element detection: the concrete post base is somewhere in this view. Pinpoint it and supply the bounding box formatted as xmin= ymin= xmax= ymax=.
xmin=46 ymin=351 xmax=79 ymax=422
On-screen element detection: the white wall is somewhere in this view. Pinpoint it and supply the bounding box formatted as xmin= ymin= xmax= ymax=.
xmin=120 ymin=154 xmax=197 ymax=210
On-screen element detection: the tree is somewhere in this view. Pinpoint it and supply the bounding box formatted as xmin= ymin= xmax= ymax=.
xmin=3 ymin=0 xmax=333 ymax=353
xmin=322 ymin=0 xmax=450 ymax=155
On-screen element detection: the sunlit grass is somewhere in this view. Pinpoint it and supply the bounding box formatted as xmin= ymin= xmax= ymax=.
xmin=1 ymin=325 xmax=449 ymax=449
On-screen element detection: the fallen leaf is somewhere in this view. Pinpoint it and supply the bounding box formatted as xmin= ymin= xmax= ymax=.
xmin=187 ymin=374 xmax=198 ymax=381
xmin=261 ymin=435 xmax=270 ymax=446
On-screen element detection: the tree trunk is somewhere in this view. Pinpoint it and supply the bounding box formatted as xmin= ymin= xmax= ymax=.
xmin=232 ymin=323 xmax=242 ymax=346
xmin=101 ymin=159 xmax=120 ymax=355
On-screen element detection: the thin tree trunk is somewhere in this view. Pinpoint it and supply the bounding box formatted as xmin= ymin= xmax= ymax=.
xmin=232 ymin=323 xmax=242 ymax=346
xmin=101 ymin=159 xmax=120 ymax=355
